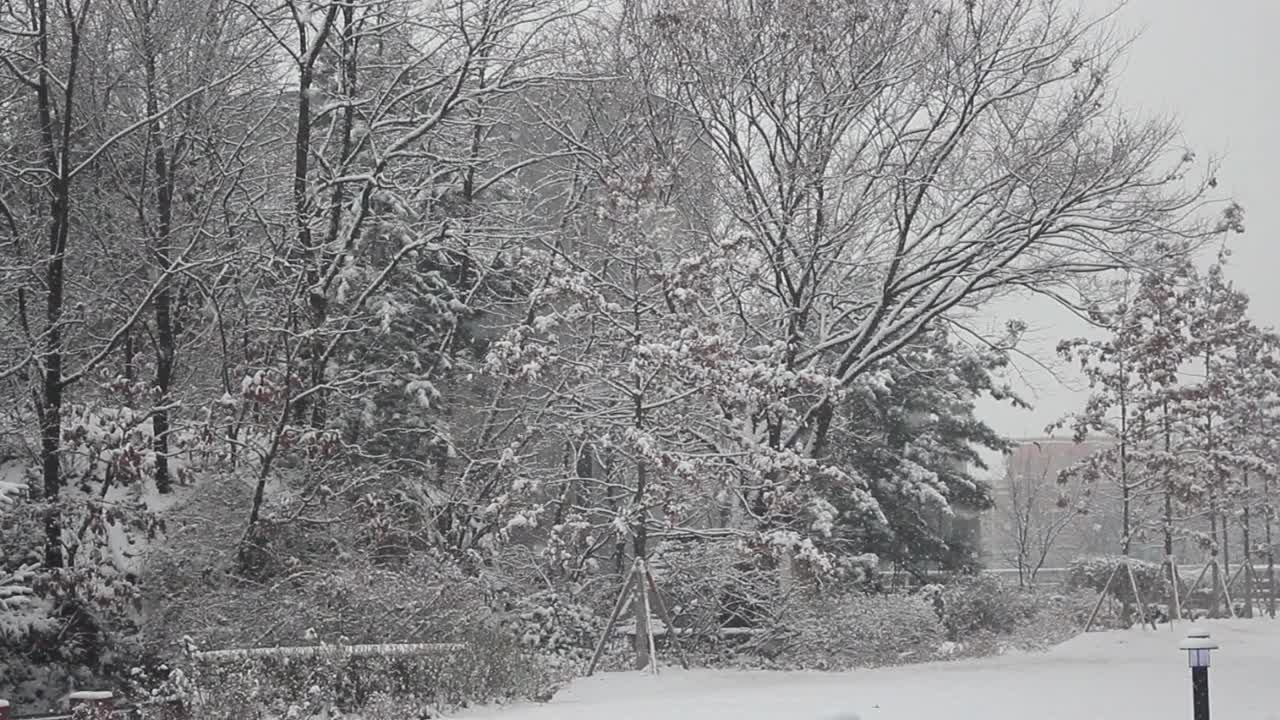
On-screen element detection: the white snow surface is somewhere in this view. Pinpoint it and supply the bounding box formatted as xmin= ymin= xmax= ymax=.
xmin=458 ymin=620 xmax=1280 ymax=720
xmin=0 ymin=460 xmax=24 ymax=504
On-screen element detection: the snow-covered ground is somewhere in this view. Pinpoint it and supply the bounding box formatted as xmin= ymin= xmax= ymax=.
xmin=0 ymin=459 xmax=24 ymax=503
xmin=461 ymin=620 xmax=1280 ymax=720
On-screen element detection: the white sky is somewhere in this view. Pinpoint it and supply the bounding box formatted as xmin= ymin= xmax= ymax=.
xmin=975 ymin=0 xmax=1280 ymax=439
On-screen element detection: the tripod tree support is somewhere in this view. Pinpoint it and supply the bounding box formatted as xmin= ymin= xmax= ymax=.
xmin=1178 ymin=562 xmax=1213 ymax=619
xmin=585 ymin=557 xmax=691 ymax=677
xmin=639 ymin=565 xmax=658 ymax=673
xmin=1084 ymin=559 xmax=1159 ymax=632
xmin=1240 ymin=562 xmax=1255 ymax=618
xmin=586 ymin=560 xmax=639 ymax=677
xmin=1223 ymin=562 xmax=1261 ymax=618
xmin=1179 ymin=560 xmax=1235 ymax=619
xmin=1124 ymin=561 xmax=1158 ymax=630
xmin=1084 ymin=563 xmax=1122 ymax=633
xmin=643 ymin=559 xmax=691 ymax=671
xmin=1218 ymin=562 xmax=1237 ymax=619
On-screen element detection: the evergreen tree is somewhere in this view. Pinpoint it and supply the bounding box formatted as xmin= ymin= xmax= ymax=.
xmin=1058 ymin=278 xmax=1156 ymax=556
xmin=1180 ymin=253 xmax=1255 ymax=613
xmin=1218 ymin=323 xmax=1280 ymax=616
xmin=1127 ymin=250 xmax=1198 ymax=582
xmin=826 ymin=324 xmax=1018 ymax=579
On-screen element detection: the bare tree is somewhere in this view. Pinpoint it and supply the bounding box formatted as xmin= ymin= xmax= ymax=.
xmin=996 ymin=450 xmax=1088 ymax=585
xmin=624 ymin=0 xmax=1231 ymax=542
xmin=0 ymin=0 xmax=258 ymax=569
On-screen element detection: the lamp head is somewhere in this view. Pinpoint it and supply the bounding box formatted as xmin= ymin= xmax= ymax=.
xmin=1178 ymin=626 xmax=1218 ymax=668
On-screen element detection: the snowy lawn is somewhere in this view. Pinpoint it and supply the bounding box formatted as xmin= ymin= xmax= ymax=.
xmin=459 ymin=620 xmax=1280 ymax=720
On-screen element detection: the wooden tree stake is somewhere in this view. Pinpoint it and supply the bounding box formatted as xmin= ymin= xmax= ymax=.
xmin=586 ymin=559 xmax=639 ymax=677
xmin=1242 ymin=562 xmax=1259 ymax=618
xmin=1218 ymin=560 xmax=1237 ymax=618
xmin=1178 ymin=561 xmax=1212 ymax=619
xmin=1124 ymin=560 xmax=1156 ymax=630
xmin=642 ymin=559 xmax=691 ymax=670
xmin=1169 ymin=560 xmax=1183 ymax=627
xmin=1084 ymin=563 xmax=1122 ymax=632
xmin=639 ymin=564 xmax=659 ymax=674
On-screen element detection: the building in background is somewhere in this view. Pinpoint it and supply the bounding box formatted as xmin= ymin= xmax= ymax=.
xmin=981 ymin=437 xmax=1127 ymax=575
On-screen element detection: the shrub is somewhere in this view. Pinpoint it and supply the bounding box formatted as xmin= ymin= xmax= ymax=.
xmin=933 ymin=574 xmax=1038 ymax=640
xmin=780 ymin=591 xmax=945 ymax=669
xmin=143 ymin=543 xmax=492 ymax=653
xmin=494 ymin=589 xmax=602 ymax=663
xmin=135 ymin=492 xmax=568 ymax=718
xmin=913 ymin=577 xmax=1100 ymax=656
xmin=167 ymin=628 xmax=559 ymax=719
xmin=2 ymin=492 xmax=144 ymax=711
xmin=1066 ymin=556 xmax=1168 ymax=608
xmin=1019 ymin=589 xmax=1103 ymax=643
xmin=649 ymin=541 xmax=785 ymax=645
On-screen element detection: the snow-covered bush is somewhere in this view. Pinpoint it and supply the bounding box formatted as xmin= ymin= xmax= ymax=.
xmin=145 ymin=542 xmax=494 ymax=652
xmin=1006 ymin=590 xmax=1103 ymax=647
xmin=0 ymin=464 xmax=149 ymax=710
xmin=933 ymin=574 xmax=1038 ymax=640
xmin=0 ymin=466 xmax=58 ymax=705
xmin=178 ymin=629 xmax=554 ymax=718
xmin=140 ymin=477 xmax=480 ymax=650
xmin=1066 ymin=556 xmax=1168 ymax=608
xmin=495 ymin=589 xmax=602 ymax=663
xmin=649 ymin=541 xmax=786 ymax=643
xmin=133 ymin=477 xmax=571 ymax=716
xmin=782 ymin=591 xmax=944 ymax=669
xmin=921 ymin=577 xmax=1099 ymax=655
xmin=0 ymin=465 xmax=39 ymax=636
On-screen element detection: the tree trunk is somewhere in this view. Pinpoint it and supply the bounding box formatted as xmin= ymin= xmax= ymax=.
xmin=630 ymin=279 xmax=650 ymax=670
xmin=808 ymin=398 xmax=835 ymax=460
xmin=632 ymin=460 xmax=650 ymax=671
xmin=1266 ymin=480 xmax=1276 ymax=618
xmin=1221 ymin=509 xmax=1231 ymax=586
xmin=1242 ymin=470 xmax=1253 ymax=617
xmin=1206 ymin=368 xmax=1221 ymax=618
xmin=144 ymin=16 xmax=176 ymax=494
xmin=34 ymin=0 xmax=74 ymax=570
xmin=1209 ymin=503 xmax=1221 ymax=618
xmin=288 ymin=8 xmax=339 ymax=428
xmin=1162 ymin=406 xmax=1176 ymax=600
xmin=1163 ymin=488 xmax=1179 ymax=618
xmin=123 ymin=331 xmax=137 ymax=383
xmin=40 ymin=279 xmax=65 ymax=570
xmin=1118 ymin=363 xmax=1131 ymax=556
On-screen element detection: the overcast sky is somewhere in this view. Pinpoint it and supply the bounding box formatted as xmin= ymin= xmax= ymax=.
xmin=974 ymin=0 xmax=1280 ymax=440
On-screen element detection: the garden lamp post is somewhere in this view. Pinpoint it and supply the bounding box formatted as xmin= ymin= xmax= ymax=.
xmin=1179 ymin=625 xmax=1217 ymax=720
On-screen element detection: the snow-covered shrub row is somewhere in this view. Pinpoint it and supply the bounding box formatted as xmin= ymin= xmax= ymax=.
xmin=920 ymin=575 xmax=1102 ymax=656
xmin=624 ymin=543 xmax=937 ymax=670
xmin=138 ymin=479 xmax=492 ymax=651
xmin=1003 ymin=590 xmax=1106 ymax=648
xmin=646 ymin=542 xmax=881 ymax=645
xmin=928 ymin=574 xmax=1039 ymax=641
xmin=119 ymin=477 xmax=575 ymax=717
xmin=782 ymin=591 xmax=945 ymax=669
xmin=167 ymin=630 xmax=554 ymax=719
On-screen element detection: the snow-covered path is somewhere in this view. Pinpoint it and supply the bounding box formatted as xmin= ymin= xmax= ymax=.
xmin=460 ymin=620 xmax=1280 ymax=720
